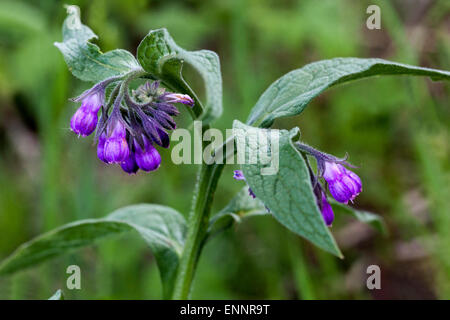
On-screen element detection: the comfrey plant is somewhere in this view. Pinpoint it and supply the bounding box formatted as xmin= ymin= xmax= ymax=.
xmin=0 ymin=6 xmax=449 ymax=300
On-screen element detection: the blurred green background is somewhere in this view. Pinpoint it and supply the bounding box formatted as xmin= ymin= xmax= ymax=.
xmin=0 ymin=0 xmax=449 ymax=299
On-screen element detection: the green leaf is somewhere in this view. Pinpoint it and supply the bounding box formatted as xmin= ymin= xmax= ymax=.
xmin=208 ymin=187 xmax=268 ymax=237
xmin=0 ymin=204 xmax=186 ymax=298
xmin=247 ymin=58 xmax=450 ymax=127
xmin=137 ymin=28 xmax=223 ymax=123
xmin=48 ymin=289 xmax=64 ymax=300
xmin=329 ymin=199 xmax=387 ymax=235
xmin=233 ymin=121 xmax=342 ymax=257
xmin=54 ymin=5 xmax=140 ymax=83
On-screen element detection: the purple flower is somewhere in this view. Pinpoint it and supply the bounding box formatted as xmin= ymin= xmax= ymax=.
xmin=70 ymin=90 xmax=103 ymax=137
xmin=70 ymin=107 xmax=98 ymax=137
xmin=134 ymin=136 xmax=161 ymax=172
xmin=121 ymin=152 xmax=139 ymax=175
xmin=323 ymin=162 xmax=362 ymax=204
xmin=233 ymin=170 xmax=256 ymax=199
xmin=319 ymin=191 xmax=334 ymax=226
xmin=103 ymin=120 xmax=130 ymax=164
xmin=97 ymin=132 xmax=107 ymax=163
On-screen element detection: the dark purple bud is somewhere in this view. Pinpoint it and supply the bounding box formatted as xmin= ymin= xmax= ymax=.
xmin=323 ymin=162 xmax=362 ymax=204
xmin=97 ymin=132 xmax=107 ymax=163
xmin=152 ymin=110 xmax=176 ymax=130
xmin=70 ymin=89 xmax=104 ymax=137
xmin=162 ymin=93 xmax=194 ymax=107
xmin=156 ymin=127 xmax=170 ymax=148
xmin=320 ymin=192 xmax=334 ymax=226
xmin=151 ymin=103 xmax=180 ymax=116
xmin=134 ymin=136 xmax=161 ymax=172
xmin=70 ymin=106 xmax=98 ymax=137
xmin=121 ymin=152 xmax=139 ymax=175
xmin=103 ymin=121 xmax=129 ymax=163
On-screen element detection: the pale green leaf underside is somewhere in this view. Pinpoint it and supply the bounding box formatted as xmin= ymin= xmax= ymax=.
xmin=247 ymin=58 xmax=450 ymax=127
xmin=233 ymin=121 xmax=342 ymax=257
xmin=137 ymin=28 xmax=223 ymax=123
xmin=54 ymin=5 xmax=139 ymax=83
xmin=0 ymin=204 xmax=186 ymax=298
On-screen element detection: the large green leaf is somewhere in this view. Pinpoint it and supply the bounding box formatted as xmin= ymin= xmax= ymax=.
xmin=0 ymin=204 xmax=186 ymax=298
xmin=233 ymin=121 xmax=342 ymax=257
xmin=208 ymin=187 xmax=268 ymax=238
xmin=137 ymin=28 xmax=223 ymax=123
xmin=247 ymin=58 xmax=450 ymax=127
xmin=54 ymin=5 xmax=140 ymax=83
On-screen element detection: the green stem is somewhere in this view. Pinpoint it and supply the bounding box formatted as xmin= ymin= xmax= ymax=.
xmin=172 ymin=161 xmax=224 ymax=299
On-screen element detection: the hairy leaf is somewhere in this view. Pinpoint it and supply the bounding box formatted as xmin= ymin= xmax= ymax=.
xmin=0 ymin=204 xmax=186 ymax=298
xmin=233 ymin=121 xmax=342 ymax=257
xmin=54 ymin=5 xmax=140 ymax=83
xmin=137 ymin=28 xmax=223 ymax=123
xmin=247 ymin=58 xmax=450 ymax=127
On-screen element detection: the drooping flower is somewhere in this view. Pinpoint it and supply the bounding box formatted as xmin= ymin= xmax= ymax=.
xmin=103 ymin=119 xmax=129 ymax=164
xmin=134 ymin=136 xmax=161 ymax=172
xmin=121 ymin=152 xmax=139 ymax=175
xmin=161 ymin=93 xmax=195 ymax=106
xmin=233 ymin=170 xmax=256 ymax=199
xmin=323 ymin=161 xmax=362 ymax=204
xmin=70 ymin=89 xmax=104 ymax=136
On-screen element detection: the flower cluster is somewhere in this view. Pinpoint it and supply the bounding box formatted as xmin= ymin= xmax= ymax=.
xmin=70 ymin=78 xmax=194 ymax=174
xmin=233 ymin=143 xmax=362 ymax=227
xmin=298 ymin=142 xmax=362 ymax=226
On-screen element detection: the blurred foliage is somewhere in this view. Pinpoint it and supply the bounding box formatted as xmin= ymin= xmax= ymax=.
xmin=0 ymin=0 xmax=448 ymax=299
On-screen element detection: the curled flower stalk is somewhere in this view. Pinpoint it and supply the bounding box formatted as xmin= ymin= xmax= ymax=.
xmin=68 ymin=71 xmax=194 ymax=175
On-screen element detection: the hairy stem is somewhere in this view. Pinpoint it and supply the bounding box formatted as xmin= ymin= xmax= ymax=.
xmin=172 ymin=160 xmax=225 ymax=299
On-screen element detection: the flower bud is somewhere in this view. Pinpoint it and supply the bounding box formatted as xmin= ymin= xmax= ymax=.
xmin=163 ymin=93 xmax=194 ymax=106
xmin=134 ymin=136 xmax=161 ymax=172
xmin=97 ymin=132 xmax=107 ymax=163
xmin=70 ymin=106 xmax=98 ymax=137
xmin=70 ymin=90 xmax=104 ymax=137
xmin=323 ymin=162 xmax=362 ymax=204
xmin=121 ymin=152 xmax=139 ymax=175
xmin=81 ymin=91 xmax=103 ymax=113
xmin=103 ymin=122 xmax=130 ymax=163
xmin=320 ymin=192 xmax=334 ymax=226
